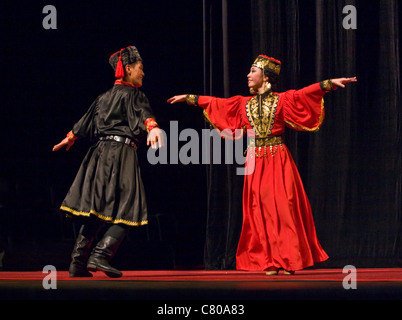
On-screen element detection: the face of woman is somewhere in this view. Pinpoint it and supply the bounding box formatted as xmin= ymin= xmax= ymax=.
xmin=247 ymin=66 xmax=267 ymax=93
xmin=124 ymin=61 xmax=144 ymax=87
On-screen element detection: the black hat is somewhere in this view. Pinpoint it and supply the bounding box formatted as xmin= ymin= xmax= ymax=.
xmin=109 ymin=46 xmax=142 ymax=78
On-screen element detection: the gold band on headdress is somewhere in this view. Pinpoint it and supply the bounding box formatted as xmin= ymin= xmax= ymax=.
xmin=252 ymin=55 xmax=281 ymax=75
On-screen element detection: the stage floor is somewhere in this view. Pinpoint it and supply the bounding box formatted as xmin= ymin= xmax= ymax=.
xmin=1 ymin=268 xmax=402 ymax=301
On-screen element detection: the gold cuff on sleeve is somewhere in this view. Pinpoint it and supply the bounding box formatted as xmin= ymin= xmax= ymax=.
xmin=320 ymin=80 xmax=334 ymax=91
xmin=186 ymin=94 xmax=199 ymax=106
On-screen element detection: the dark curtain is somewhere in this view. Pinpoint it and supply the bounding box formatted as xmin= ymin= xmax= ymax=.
xmin=202 ymin=1 xmax=252 ymax=270
xmin=204 ymin=0 xmax=401 ymax=269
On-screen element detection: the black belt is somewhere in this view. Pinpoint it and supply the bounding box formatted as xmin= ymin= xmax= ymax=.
xmin=99 ymin=135 xmax=137 ymax=149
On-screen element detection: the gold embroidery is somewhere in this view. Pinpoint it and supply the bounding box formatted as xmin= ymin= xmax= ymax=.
xmin=145 ymin=118 xmax=159 ymax=132
xmin=253 ymin=56 xmax=281 ymax=75
xmin=320 ymin=80 xmax=333 ymax=91
xmin=66 ymin=131 xmax=77 ymax=141
xmin=245 ymin=92 xmax=279 ymax=138
xmin=247 ymin=136 xmax=284 ymax=158
xmin=186 ymin=94 xmax=198 ymax=105
xmin=250 ymin=136 xmax=283 ymax=148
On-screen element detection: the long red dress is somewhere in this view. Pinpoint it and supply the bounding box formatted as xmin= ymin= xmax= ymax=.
xmin=194 ymin=83 xmax=329 ymax=271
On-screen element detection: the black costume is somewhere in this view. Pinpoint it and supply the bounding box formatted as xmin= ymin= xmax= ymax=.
xmin=60 ymin=82 xmax=154 ymax=226
xmin=58 ymin=46 xmax=159 ymax=277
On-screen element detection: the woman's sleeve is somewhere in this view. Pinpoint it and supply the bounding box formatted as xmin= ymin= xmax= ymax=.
xmin=282 ymin=81 xmax=334 ymax=132
xmin=186 ymin=94 xmax=245 ymax=139
xmin=71 ymin=95 xmax=100 ymax=140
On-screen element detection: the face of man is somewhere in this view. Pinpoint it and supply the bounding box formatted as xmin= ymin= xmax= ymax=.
xmin=125 ymin=61 xmax=144 ymax=87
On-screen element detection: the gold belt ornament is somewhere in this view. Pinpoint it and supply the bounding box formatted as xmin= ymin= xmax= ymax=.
xmin=247 ymin=136 xmax=284 ymax=158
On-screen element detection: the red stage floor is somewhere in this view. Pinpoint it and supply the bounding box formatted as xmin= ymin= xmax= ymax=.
xmin=1 ymin=268 xmax=402 ymax=302
xmin=2 ymin=268 xmax=402 ymax=282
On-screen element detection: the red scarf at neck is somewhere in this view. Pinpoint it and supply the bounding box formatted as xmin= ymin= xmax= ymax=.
xmin=114 ymin=80 xmax=138 ymax=88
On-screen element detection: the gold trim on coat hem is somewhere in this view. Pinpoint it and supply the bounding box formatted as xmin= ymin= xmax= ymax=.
xmin=60 ymin=206 xmax=148 ymax=227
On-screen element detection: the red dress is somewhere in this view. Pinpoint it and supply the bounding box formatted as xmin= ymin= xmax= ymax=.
xmin=195 ymin=83 xmax=329 ymax=271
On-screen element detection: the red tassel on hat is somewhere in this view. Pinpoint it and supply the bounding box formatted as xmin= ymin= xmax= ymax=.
xmin=114 ymin=50 xmax=124 ymax=78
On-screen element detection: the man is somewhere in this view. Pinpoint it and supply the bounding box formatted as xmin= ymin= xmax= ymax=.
xmin=53 ymin=46 xmax=164 ymax=277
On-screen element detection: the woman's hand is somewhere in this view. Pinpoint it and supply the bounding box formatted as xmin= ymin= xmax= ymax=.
xmin=167 ymin=95 xmax=187 ymax=104
xmin=52 ymin=137 xmax=75 ymax=151
xmin=331 ymin=77 xmax=357 ymax=88
xmin=147 ymin=127 xmax=165 ymax=149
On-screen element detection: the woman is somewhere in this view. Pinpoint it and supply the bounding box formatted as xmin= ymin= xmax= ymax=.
xmin=168 ymin=54 xmax=356 ymax=275
xmin=53 ymin=46 xmax=164 ymax=278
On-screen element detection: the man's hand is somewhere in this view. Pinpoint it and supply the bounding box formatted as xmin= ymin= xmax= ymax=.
xmin=52 ymin=137 xmax=75 ymax=151
xmin=147 ymin=127 xmax=165 ymax=149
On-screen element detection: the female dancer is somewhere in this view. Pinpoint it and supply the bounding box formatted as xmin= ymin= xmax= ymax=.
xmin=168 ymin=54 xmax=356 ymax=275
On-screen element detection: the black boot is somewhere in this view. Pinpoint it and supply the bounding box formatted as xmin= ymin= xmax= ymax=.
xmin=69 ymin=234 xmax=94 ymax=277
xmin=87 ymin=235 xmax=123 ymax=278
